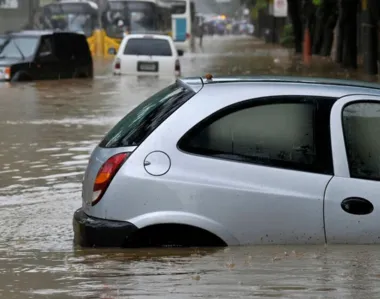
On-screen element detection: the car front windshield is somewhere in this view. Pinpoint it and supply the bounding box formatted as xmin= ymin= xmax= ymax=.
xmin=0 ymin=37 xmax=39 ymax=59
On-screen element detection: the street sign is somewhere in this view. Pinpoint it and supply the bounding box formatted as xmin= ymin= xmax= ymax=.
xmin=273 ymin=0 xmax=287 ymax=17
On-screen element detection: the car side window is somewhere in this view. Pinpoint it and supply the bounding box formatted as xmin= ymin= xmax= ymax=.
xmin=342 ymin=101 xmax=380 ymax=181
xmin=37 ymin=36 xmax=53 ymax=57
xmin=178 ymin=97 xmax=335 ymax=174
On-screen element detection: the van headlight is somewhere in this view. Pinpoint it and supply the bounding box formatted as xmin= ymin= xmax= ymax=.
xmin=0 ymin=67 xmax=11 ymax=80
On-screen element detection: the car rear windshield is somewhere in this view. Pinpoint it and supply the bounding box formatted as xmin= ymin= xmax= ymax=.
xmin=99 ymin=82 xmax=195 ymax=148
xmin=124 ymin=38 xmax=172 ymax=56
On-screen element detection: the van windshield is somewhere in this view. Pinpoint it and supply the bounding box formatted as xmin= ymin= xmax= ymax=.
xmin=99 ymin=82 xmax=195 ymax=148
xmin=171 ymin=1 xmax=186 ymax=14
xmin=124 ymin=38 xmax=172 ymax=56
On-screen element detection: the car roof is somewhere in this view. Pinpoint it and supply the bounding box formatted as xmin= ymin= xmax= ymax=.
xmin=180 ymin=75 xmax=380 ymax=95
xmin=125 ymin=33 xmax=172 ymax=40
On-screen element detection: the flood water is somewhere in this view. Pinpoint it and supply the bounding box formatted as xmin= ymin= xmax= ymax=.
xmin=1 ymin=36 xmax=380 ymax=298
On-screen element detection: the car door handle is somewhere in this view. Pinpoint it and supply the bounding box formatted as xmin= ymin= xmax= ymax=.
xmin=341 ymin=197 xmax=374 ymax=215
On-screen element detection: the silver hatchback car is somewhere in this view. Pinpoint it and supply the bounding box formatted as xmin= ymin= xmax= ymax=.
xmin=73 ymin=75 xmax=380 ymax=247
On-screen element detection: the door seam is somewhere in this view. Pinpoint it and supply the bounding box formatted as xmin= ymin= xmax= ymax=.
xmin=322 ymin=176 xmax=334 ymax=244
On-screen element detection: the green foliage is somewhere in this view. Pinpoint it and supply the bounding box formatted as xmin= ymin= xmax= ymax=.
xmin=280 ymin=23 xmax=295 ymax=48
xmin=251 ymin=7 xmax=258 ymax=20
xmin=251 ymin=0 xmax=268 ymax=21
xmin=255 ymin=0 xmax=268 ymax=10
xmin=312 ymin=0 xmax=321 ymax=5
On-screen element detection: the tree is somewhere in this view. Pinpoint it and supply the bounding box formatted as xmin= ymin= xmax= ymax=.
xmin=286 ymin=0 xmax=304 ymax=53
xmin=312 ymin=0 xmax=338 ymax=56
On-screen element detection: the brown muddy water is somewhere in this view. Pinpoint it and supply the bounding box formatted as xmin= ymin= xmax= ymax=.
xmin=1 ymin=36 xmax=380 ymax=298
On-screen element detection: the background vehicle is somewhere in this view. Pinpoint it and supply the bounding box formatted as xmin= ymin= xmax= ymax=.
xmin=163 ymin=0 xmax=195 ymax=53
xmin=103 ymin=0 xmax=173 ymax=57
xmin=38 ymin=0 xmax=100 ymax=56
xmin=0 ymin=31 xmax=93 ymax=82
xmin=113 ymin=33 xmax=182 ymax=76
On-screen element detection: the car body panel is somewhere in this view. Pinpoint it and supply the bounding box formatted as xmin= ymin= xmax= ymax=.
xmin=325 ymin=94 xmax=380 ymax=244
xmin=80 ymin=78 xmax=380 ymax=246
xmin=127 ymin=211 xmax=240 ymax=245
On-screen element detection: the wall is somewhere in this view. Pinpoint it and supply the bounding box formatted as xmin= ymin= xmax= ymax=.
xmin=0 ymin=0 xmax=40 ymax=33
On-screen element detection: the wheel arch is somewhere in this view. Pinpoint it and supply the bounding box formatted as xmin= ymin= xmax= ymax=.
xmin=11 ymin=71 xmax=32 ymax=82
xmin=127 ymin=211 xmax=239 ymax=246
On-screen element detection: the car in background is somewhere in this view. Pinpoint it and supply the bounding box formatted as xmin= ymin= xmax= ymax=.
xmin=73 ymin=75 xmax=380 ymax=248
xmin=113 ymin=33 xmax=183 ymax=77
xmin=0 ymin=30 xmax=93 ymax=82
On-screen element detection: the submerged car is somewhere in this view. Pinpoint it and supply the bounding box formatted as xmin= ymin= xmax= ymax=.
xmin=112 ymin=33 xmax=183 ymax=77
xmin=0 ymin=30 xmax=93 ymax=82
xmin=74 ymin=75 xmax=380 ymax=247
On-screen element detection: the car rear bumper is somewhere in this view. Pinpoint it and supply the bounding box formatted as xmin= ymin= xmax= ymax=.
xmin=174 ymin=41 xmax=190 ymax=52
xmin=115 ymin=72 xmax=161 ymax=76
xmin=73 ymin=208 xmax=138 ymax=247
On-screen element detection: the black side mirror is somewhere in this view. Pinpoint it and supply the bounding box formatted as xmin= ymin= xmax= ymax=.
xmin=177 ymin=49 xmax=184 ymax=56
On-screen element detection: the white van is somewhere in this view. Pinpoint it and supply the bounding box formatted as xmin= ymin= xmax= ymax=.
xmin=113 ymin=33 xmax=182 ymax=76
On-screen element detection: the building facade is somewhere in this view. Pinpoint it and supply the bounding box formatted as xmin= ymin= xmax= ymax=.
xmin=0 ymin=0 xmax=43 ymax=33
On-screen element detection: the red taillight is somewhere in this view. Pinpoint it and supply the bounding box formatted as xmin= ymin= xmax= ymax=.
xmin=175 ymin=59 xmax=180 ymax=72
xmin=92 ymin=152 xmax=129 ymax=206
xmin=186 ymin=33 xmax=191 ymax=39
xmin=115 ymin=58 xmax=121 ymax=70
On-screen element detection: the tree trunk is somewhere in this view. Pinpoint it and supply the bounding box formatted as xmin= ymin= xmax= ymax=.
xmin=342 ymin=0 xmax=359 ymax=68
xmin=307 ymin=3 xmax=317 ymax=44
xmin=320 ymin=1 xmax=339 ymax=56
xmin=362 ymin=0 xmax=379 ymax=74
xmin=288 ymin=0 xmax=303 ymax=53
xmin=312 ymin=4 xmax=324 ymax=55
xmin=335 ymin=0 xmax=345 ymax=63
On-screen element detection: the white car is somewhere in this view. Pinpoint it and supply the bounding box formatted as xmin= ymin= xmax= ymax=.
xmin=113 ymin=33 xmax=183 ymax=77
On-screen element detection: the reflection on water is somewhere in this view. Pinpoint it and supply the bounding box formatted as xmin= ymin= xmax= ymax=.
xmin=1 ymin=36 xmax=380 ymax=298
xmin=1 ymin=246 xmax=380 ymax=298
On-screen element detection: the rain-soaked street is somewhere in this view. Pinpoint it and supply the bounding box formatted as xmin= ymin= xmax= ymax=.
xmin=2 ymin=36 xmax=380 ymax=299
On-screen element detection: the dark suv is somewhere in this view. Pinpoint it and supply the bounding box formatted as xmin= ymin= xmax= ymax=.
xmin=0 ymin=31 xmax=93 ymax=82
